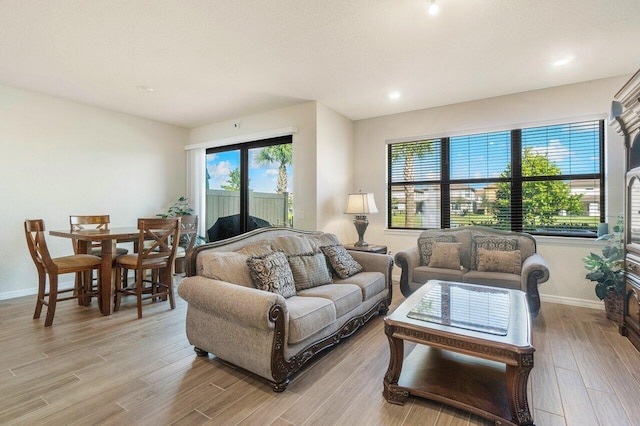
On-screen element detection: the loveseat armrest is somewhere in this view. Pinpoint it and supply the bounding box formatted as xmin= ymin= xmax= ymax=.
xmin=348 ymin=251 xmax=393 ymax=280
xmin=521 ymin=253 xmax=550 ymax=316
xmin=394 ymin=246 xmax=421 ymax=297
xmin=178 ymin=276 xmax=287 ymax=331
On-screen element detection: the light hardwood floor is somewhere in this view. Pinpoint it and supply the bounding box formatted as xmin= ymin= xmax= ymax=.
xmin=1 ymin=281 xmax=639 ymax=425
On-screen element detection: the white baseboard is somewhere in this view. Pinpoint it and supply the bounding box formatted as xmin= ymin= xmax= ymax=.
xmin=0 ymin=279 xmax=75 ymax=301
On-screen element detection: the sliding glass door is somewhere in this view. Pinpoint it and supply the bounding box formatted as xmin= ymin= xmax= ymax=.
xmin=205 ymin=136 xmax=292 ymax=241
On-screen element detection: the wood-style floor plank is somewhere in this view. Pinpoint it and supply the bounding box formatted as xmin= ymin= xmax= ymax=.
xmin=0 ymin=280 xmax=639 ymax=425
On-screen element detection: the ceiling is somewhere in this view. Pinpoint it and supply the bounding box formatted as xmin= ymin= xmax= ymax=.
xmin=1 ymin=0 xmax=640 ymax=128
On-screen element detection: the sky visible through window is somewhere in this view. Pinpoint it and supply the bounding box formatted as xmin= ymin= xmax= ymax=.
xmin=206 ymin=149 xmax=293 ymax=193
xmin=393 ymin=122 xmax=599 ymax=186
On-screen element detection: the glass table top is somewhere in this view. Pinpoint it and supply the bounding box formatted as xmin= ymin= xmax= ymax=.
xmin=407 ymin=281 xmax=510 ymax=336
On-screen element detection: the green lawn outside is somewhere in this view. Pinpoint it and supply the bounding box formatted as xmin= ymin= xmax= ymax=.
xmin=390 ymin=212 xmax=599 ymax=229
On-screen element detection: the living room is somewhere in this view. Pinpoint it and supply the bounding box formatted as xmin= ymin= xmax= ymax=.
xmin=2 ymin=1 xmax=640 ymax=424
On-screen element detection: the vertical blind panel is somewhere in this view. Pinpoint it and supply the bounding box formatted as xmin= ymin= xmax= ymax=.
xmin=450 ymin=131 xmax=511 ymax=180
xmin=521 ymin=121 xmax=600 ymax=176
xmin=390 ymin=185 xmax=441 ymax=229
xmin=389 ymin=140 xmax=441 ymax=183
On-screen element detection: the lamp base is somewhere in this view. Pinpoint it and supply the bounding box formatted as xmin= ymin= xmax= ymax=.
xmin=353 ymin=215 xmax=369 ymax=247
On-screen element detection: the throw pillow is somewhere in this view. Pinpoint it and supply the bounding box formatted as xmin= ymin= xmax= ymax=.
xmin=417 ymin=235 xmax=456 ymax=266
xmin=471 ymin=236 xmax=519 ymax=270
xmin=246 ymin=251 xmax=296 ymax=298
xmin=476 ymin=248 xmax=522 ymax=275
xmin=428 ymin=242 xmax=463 ymax=270
xmin=320 ymin=245 xmax=363 ymax=279
xmin=288 ymin=251 xmax=332 ymax=291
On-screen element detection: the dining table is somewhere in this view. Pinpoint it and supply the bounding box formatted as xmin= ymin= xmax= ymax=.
xmin=49 ymin=227 xmax=140 ymax=315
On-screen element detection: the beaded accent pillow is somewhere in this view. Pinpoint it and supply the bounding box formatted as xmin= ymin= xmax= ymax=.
xmin=246 ymin=251 xmax=296 ymax=298
xmin=476 ymin=248 xmax=522 ymax=275
xmin=428 ymin=242 xmax=463 ymax=270
xmin=471 ymin=236 xmax=519 ymax=270
xmin=288 ymin=250 xmax=332 ymax=291
xmin=417 ymin=235 xmax=456 ymax=266
xmin=320 ymin=245 xmax=363 ymax=279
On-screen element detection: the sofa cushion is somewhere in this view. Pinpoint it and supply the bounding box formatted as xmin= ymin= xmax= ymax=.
xmin=197 ymin=251 xmax=254 ymax=287
xmin=270 ymin=235 xmax=315 ymax=256
xmin=462 ymin=270 xmax=521 ymax=290
xmin=418 ymin=235 xmax=456 ymax=266
xmin=297 ymin=284 xmax=361 ymax=317
xmin=471 ymin=236 xmax=519 ymax=270
xmin=286 ymin=296 xmax=336 ymax=344
xmin=237 ymin=241 xmax=273 ymax=256
xmin=477 ymin=248 xmax=522 ymax=274
xmin=413 ymin=266 xmax=466 ymax=283
xmin=428 ymin=242 xmax=462 ymax=270
xmin=321 ymin=245 xmax=363 ymax=279
xmin=288 ymin=251 xmax=332 ymax=291
xmin=307 ymin=233 xmax=341 ymax=250
xmin=333 ymin=271 xmax=386 ymax=301
xmin=246 ymin=251 xmax=296 ymax=298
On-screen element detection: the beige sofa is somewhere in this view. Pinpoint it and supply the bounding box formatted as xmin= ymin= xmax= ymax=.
xmin=178 ymin=227 xmax=393 ymax=391
xmin=394 ymin=226 xmax=549 ymax=316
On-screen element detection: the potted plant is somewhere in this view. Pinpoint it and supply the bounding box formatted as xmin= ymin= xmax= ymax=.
xmin=157 ymin=196 xmax=193 ymax=218
xmin=583 ymin=218 xmax=625 ymax=322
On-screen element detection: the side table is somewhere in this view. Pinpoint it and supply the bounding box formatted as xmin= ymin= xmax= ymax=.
xmin=344 ymin=244 xmax=387 ymax=254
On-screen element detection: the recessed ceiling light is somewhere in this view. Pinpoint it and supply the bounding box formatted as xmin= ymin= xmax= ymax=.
xmin=426 ymin=0 xmax=439 ymax=16
xmin=552 ymin=56 xmax=574 ymax=67
xmin=136 ymin=85 xmax=155 ymax=92
xmin=388 ymin=91 xmax=401 ymax=100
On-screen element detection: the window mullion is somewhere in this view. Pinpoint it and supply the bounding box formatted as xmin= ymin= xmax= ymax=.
xmin=441 ymin=138 xmax=450 ymax=228
xmin=511 ymin=130 xmax=522 ymax=232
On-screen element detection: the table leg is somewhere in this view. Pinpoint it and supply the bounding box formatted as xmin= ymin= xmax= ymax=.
xmin=383 ymin=322 xmax=409 ymax=405
xmin=505 ymin=353 xmax=534 ymax=426
xmin=99 ymin=240 xmax=116 ymax=316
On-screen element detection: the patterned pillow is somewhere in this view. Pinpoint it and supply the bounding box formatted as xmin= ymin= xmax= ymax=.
xmin=320 ymin=245 xmax=363 ymax=279
xmin=471 ymin=236 xmax=519 ymax=270
xmin=418 ymin=235 xmax=456 ymax=265
xmin=476 ymin=248 xmax=522 ymax=275
xmin=246 ymin=251 xmax=296 ymax=298
xmin=428 ymin=242 xmax=462 ymax=270
xmin=288 ymin=251 xmax=332 ymax=291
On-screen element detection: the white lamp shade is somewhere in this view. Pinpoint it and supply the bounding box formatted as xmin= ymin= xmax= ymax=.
xmin=345 ymin=193 xmax=378 ymax=214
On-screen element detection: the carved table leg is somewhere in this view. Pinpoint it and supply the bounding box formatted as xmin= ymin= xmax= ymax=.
xmin=505 ymin=353 xmax=534 ymax=425
xmin=383 ymin=323 xmax=409 ymax=405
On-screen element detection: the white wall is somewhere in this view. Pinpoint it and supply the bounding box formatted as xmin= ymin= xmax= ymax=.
xmin=316 ymin=103 xmax=354 ymax=239
xmin=0 ymin=84 xmax=188 ymax=299
xmin=353 ymin=76 xmax=630 ymax=308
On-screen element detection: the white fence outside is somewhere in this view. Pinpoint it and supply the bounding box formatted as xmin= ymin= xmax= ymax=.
xmin=205 ymin=189 xmax=289 ymax=231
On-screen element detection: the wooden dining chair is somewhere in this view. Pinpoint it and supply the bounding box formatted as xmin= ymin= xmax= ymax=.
xmin=114 ymin=217 xmax=181 ymax=319
xmin=24 ymin=219 xmax=103 ymax=327
xmin=69 ymin=215 xmax=129 ymax=256
xmin=173 ymin=215 xmax=198 ymax=275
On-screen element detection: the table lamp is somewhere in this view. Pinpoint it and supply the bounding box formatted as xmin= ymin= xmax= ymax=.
xmin=345 ymin=192 xmax=378 ymax=247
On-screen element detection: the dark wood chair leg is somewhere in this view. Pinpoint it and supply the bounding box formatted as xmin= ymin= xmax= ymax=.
xmin=44 ymin=274 xmax=58 ymax=327
xmin=33 ymin=269 xmax=46 ymax=320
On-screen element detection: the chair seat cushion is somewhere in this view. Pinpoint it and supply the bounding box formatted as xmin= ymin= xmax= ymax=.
xmin=297 ymin=284 xmax=361 ymax=317
xmin=91 ymin=247 xmax=129 ymax=256
xmin=333 ymin=271 xmax=386 ymax=301
xmin=413 ymin=266 xmax=466 ymax=283
xmin=286 ymin=296 xmax=336 ymax=344
xmin=54 ymin=254 xmax=102 ymax=270
xmin=115 ymin=254 xmax=169 ymax=268
xmin=462 ymin=270 xmax=520 ymax=289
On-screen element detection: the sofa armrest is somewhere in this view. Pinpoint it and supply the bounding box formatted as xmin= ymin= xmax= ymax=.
xmin=178 ymin=276 xmax=287 ymax=331
xmin=348 ymin=251 xmax=393 ymax=284
xmin=394 ymin=247 xmax=420 ymax=297
xmin=521 ymin=253 xmax=550 ymax=287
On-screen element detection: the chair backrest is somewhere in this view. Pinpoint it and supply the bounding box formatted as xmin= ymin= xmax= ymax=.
xmin=69 ymin=215 xmax=110 ymax=253
xmin=137 ymin=217 xmax=181 ymax=267
xmin=70 ymin=215 xmax=110 ymax=232
xmin=179 ymin=215 xmax=199 ymax=252
xmin=24 ymin=219 xmax=56 ymax=272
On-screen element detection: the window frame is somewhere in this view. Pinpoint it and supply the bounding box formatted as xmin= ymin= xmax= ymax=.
xmin=387 ymin=120 xmax=605 ymax=238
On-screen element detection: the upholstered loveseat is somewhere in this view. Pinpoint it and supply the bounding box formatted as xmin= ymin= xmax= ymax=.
xmin=394 ymin=226 xmax=549 ymax=315
xmin=178 ymin=227 xmax=393 ymax=391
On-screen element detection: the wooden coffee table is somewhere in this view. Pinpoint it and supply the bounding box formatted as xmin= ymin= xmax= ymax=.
xmin=383 ymin=280 xmax=534 ymax=426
